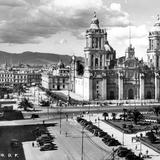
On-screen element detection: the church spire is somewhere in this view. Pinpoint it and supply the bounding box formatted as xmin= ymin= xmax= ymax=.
xmin=90 ymin=12 xmax=100 ymax=29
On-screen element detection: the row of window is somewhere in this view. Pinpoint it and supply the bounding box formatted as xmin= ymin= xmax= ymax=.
xmin=0 ymin=79 xmax=27 ymax=83
xmin=52 ymin=84 xmax=66 ymax=89
xmin=0 ymin=74 xmax=40 ymax=79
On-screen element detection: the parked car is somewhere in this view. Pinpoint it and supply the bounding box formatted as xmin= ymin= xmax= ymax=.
xmin=36 ymin=135 xmax=53 ymax=143
xmin=98 ymin=131 xmax=107 ymax=138
xmin=116 ymin=147 xmax=131 ymax=157
xmin=10 ymin=139 xmax=20 ymax=148
xmin=39 ymin=139 xmax=54 ymax=146
xmin=40 ymin=143 xmax=57 ymax=151
xmin=31 ymin=114 xmax=39 ymax=119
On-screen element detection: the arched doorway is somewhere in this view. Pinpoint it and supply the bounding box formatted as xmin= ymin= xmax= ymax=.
xmin=128 ymin=89 xmax=134 ymax=99
xmin=146 ymin=91 xmax=152 ymax=99
xmin=110 ymin=91 xmax=114 ymax=100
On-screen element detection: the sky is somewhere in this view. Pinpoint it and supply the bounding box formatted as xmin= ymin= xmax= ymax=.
xmin=0 ymin=0 xmax=159 ymax=61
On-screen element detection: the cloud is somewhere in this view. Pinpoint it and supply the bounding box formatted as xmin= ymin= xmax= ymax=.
xmin=0 ymin=0 xmax=130 ymax=44
xmin=59 ymin=39 xmax=67 ymax=44
xmin=110 ymin=3 xmax=121 ymax=11
xmin=107 ymin=25 xmax=148 ymax=58
xmin=108 ymin=25 xmax=148 ymax=40
xmin=0 ymin=0 xmax=27 ymax=7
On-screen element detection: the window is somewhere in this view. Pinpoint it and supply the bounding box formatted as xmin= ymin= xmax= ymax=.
xmin=99 ymin=37 xmax=101 ymax=48
xmin=91 ymin=55 xmax=93 ymax=67
xmin=53 ymin=85 xmax=55 ymax=88
xmin=100 ymin=55 xmax=102 ymax=67
xmin=95 ymin=58 xmax=98 ymax=66
xmin=63 ymin=85 xmax=65 ymax=89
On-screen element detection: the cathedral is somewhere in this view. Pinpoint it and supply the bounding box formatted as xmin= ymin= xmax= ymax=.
xmin=70 ymin=13 xmax=160 ymax=101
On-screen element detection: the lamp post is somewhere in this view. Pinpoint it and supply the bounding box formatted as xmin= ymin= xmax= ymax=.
xmin=81 ymin=127 xmax=84 ymax=160
xmin=122 ymin=130 xmax=124 ymax=146
xmin=98 ymin=117 xmax=100 ymax=128
xmin=59 ymin=100 xmax=62 ymax=134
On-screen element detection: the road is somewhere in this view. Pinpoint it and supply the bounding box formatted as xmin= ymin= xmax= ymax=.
xmin=23 ymin=119 xmax=114 ymax=160
xmin=22 ymin=104 xmax=153 ymax=119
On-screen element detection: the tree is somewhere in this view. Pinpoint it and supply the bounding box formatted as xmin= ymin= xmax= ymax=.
xmin=102 ymin=112 xmax=108 ymax=121
xmin=18 ymin=98 xmax=33 ymax=111
xmin=122 ymin=108 xmax=128 ymax=121
xmin=146 ymin=131 xmax=157 ymax=143
xmin=112 ymin=113 xmax=116 ymax=120
xmin=151 ymin=106 xmax=160 ymax=121
xmin=127 ymin=109 xmax=144 ymax=125
xmin=13 ymin=84 xmax=26 ymax=96
xmin=153 ymin=125 xmax=159 ymax=134
xmin=40 ymin=100 xmax=50 ymax=107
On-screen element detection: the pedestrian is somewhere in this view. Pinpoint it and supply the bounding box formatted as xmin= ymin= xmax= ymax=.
xmin=112 ymin=134 xmax=114 ymax=137
xmin=43 ymin=120 xmax=45 ymax=125
xmin=32 ymin=142 xmax=34 ymax=147
xmin=146 ymin=149 xmax=148 ymax=155
xmin=135 ymin=145 xmax=137 ymax=150
xmin=65 ymin=132 xmax=68 ymax=137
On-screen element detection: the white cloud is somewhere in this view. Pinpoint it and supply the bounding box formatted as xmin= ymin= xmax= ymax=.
xmin=108 ymin=25 xmax=148 ymax=40
xmin=110 ymin=3 xmax=121 ymax=11
xmin=59 ymin=39 xmax=67 ymax=44
xmin=53 ymin=0 xmax=103 ymax=9
xmin=0 ymin=0 xmax=27 ymax=7
xmin=0 ymin=0 xmax=130 ymax=44
xmin=107 ymin=25 xmax=148 ymax=59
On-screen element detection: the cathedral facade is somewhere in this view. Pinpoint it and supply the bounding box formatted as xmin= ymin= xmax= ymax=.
xmin=70 ymin=13 xmax=160 ymax=101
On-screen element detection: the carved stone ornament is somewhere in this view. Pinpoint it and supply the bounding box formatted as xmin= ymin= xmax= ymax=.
xmin=140 ymin=73 xmax=145 ymax=79
xmin=118 ymin=71 xmax=124 ymax=80
xmin=95 ymin=52 xmax=99 ymax=57
xmin=155 ymin=72 xmax=160 ymax=79
xmin=102 ymin=72 xmax=106 ymax=77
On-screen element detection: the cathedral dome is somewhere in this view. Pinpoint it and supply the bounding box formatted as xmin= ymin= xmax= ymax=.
xmin=104 ymin=41 xmax=113 ymax=52
xmin=104 ymin=44 xmax=111 ymax=52
xmin=57 ymin=60 xmax=65 ymax=68
xmin=151 ymin=15 xmax=160 ymax=32
xmin=90 ymin=12 xmax=100 ymax=29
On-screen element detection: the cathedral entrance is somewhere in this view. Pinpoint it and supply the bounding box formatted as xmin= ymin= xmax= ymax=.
xmin=57 ymin=85 xmax=60 ymax=90
xmin=146 ymin=91 xmax=152 ymax=99
xmin=110 ymin=91 xmax=114 ymax=100
xmin=128 ymin=89 xmax=134 ymax=99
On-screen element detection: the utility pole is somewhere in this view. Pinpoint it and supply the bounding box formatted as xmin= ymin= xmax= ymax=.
xmin=47 ymin=101 xmax=50 ymax=119
xmin=111 ymin=148 xmax=115 ymax=160
xmin=60 ymin=108 xmax=62 ymax=134
xmin=140 ymin=138 xmax=142 ymax=157
xmin=81 ymin=128 xmax=84 ymax=160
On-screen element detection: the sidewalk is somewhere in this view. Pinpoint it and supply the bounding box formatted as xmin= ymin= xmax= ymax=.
xmin=83 ymin=113 xmax=160 ymax=160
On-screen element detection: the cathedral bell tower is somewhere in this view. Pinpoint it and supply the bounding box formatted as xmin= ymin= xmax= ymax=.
xmin=84 ymin=12 xmax=108 ymax=70
xmin=147 ymin=15 xmax=160 ymax=69
xmin=82 ymin=12 xmax=116 ymax=100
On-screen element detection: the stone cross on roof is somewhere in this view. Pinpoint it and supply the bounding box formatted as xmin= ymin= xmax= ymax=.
xmin=157 ymin=14 xmax=160 ymax=21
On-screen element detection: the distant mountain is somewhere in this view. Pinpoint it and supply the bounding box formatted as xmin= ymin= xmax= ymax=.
xmin=0 ymin=51 xmax=83 ymax=65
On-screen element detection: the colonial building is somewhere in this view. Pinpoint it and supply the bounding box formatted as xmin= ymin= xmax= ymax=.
xmin=41 ymin=60 xmax=70 ymax=90
xmin=70 ymin=13 xmax=160 ymax=101
xmin=0 ymin=70 xmax=41 ymax=87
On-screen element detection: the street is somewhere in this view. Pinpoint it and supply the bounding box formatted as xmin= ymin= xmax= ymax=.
xmin=23 ymin=118 xmax=113 ymax=160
